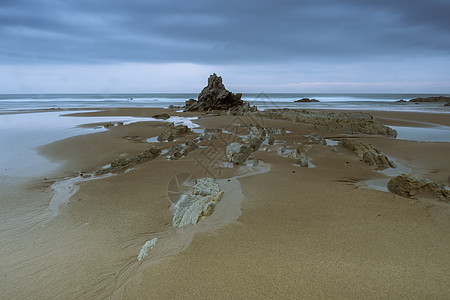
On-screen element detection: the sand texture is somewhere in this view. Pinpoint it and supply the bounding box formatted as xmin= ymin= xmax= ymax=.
xmin=1 ymin=107 xmax=450 ymax=299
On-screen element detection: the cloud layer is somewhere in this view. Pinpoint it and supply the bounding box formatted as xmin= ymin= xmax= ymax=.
xmin=2 ymin=0 xmax=450 ymax=64
xmin=1 ymin=0 xmax=449 ymax=92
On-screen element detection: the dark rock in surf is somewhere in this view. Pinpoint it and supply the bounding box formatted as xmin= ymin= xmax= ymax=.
xmin=409 ymin=96 xmax=450 ymax=102
xmin=294 ymin=98 xmax=320 ymax=103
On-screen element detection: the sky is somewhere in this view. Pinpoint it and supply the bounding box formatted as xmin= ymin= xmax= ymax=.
xmin=1 ymin=0 xmax=449 ymax=93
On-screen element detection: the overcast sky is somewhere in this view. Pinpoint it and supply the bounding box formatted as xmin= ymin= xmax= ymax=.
xmin=1 ymin=0 xmax=449 ymax=93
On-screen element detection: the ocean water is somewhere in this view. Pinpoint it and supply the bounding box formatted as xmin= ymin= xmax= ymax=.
xmin=1 ymin=93 xmax=449 ymax=113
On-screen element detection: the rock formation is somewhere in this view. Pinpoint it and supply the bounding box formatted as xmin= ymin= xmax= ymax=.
xmin=152 ymin=113 xmax=170 ymax=120
xmin=172 ymin=177 xmax=224 ymax=227
xmin=342 ymin=139 xmax=396 ymax=169
xmin=103 ymin=122 xmax=123 ymax=128
xmin=184 ymin=73 xmax=257 ymax=112
xmin=95 ymin=147 xmax=161 ymax=175
xmin=294 ymin=98 xmax=319 ymax=103
xmin=408 ymin=96 xmax=450 ymax=102
xmin=295 ymin=144 xmax=310 ymax=167
xmin=266 ymin=127 xmax=287 ymax=135
xmin=225 ymin=143 xmax=249 ymax=165
xmin=157 ymin=124 xmax=191 ymax=142
xmin=166 ymin=139 xmax=199 ymax=160
xmin=388 ymin=174 xmax=449 ymax=202
xmin=225 ymin=126 xmax=266 ymax=164
xmin=249 ymin=109 xmax=397 ymax=136
xmin=306 ymin=133 xmax=326 ymax=145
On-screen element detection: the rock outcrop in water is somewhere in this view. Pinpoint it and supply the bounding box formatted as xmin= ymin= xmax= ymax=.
xmin=184 ymin=73 xmax=257 ymax=113
xmin=225 ymin=126 xmax=266 ymax=164
xmin=172 ymin=177 xmax=224 ymax=227
xmin=388 ymin=174 xmax=449 ymax=202
xmin=248 ymin=109 xmax=397 ymax=137
xmin=95 ymin=146 xmax=161 ymax=175
xmin=294 ymin=98 xmax=319 ymax=103
xmin=409 ymin=96 xmax=450 ymax=103
xmin=342 ymin=139 xmax=396 ymax=169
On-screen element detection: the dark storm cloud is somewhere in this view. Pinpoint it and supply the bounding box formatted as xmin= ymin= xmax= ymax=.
xmin=1 ymin=0 xmax=449 ymax=64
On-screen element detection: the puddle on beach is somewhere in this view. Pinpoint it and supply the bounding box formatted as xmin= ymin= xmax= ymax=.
xmin=0 ymin=110 xmax=190 ymax=177
xmin=391 ymin=125 xmax=450 ymax=142
xmin=325 ymin=139 xmax=340 ymax=146
xmin=357 ymin=158 xmax=412 ymax=193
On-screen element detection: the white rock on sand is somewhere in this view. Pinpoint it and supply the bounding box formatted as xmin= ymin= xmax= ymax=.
xmin=137 ymin=237 xmax=159 ymax=262
xmin=172 ymin=177 xmax=224 ymax=227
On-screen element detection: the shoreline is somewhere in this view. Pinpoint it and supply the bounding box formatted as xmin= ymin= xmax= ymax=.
xmin=1 ymin=106 xmax=449 ymax=299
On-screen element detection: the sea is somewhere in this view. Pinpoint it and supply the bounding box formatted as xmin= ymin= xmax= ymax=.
xmin=1 ymin=93 xmax=449 ymax=112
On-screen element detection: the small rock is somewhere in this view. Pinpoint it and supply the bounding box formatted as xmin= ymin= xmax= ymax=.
xmin=157 ymin=124 xmax=191 ymax=142
xmin=137 ymin=238 xmax=158 ymax=262
xmin=266 ymin=127 xmax=286 ymax=135
xmin=296 ymin=144 xmax=310 ymax=167
xmin=388 ymin=174 xmax=450 ymax=202
xmin=252 ymin=159 xmax=260 ymax=167
xmin=225 ymin=142 xmax=249 ymax=164
xmin=152 ymin=113 xmax=170 ymax=120
xmin=306 ymin=133 xmax=326 ymax=145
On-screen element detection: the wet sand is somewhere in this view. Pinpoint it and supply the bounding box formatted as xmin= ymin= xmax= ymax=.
xmin=1 ymin=108 xmax=450 ymax=299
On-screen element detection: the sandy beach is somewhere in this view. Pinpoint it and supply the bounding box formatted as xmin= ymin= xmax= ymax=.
xmin=1 ymin=107 xmax=450 ymax=299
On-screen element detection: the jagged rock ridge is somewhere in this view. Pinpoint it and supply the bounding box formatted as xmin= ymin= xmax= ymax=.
xmin=248 ymin=109 xmax=397 ymax=136
xmin=342 ymin=139 xmax=396 ymax=169
xmin=184 ymin=73 xmax=257 ymax=113
xmin=225 ymin=126 xmax=266 ymax=164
